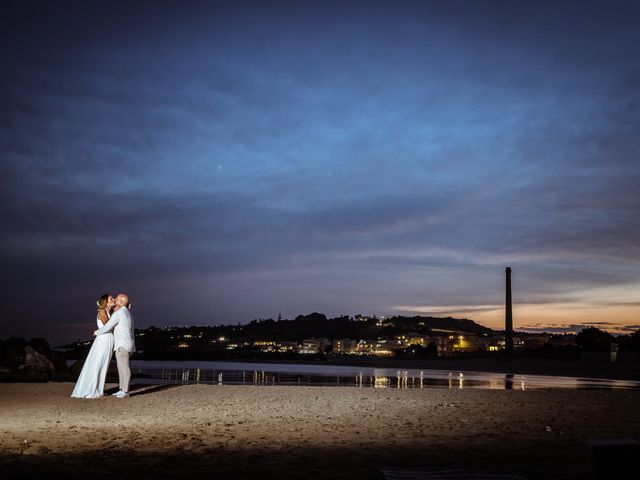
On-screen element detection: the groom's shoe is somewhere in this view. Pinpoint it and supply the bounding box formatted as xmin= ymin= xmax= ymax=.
xmin=115 ymin=391 xmax=129 ymax=399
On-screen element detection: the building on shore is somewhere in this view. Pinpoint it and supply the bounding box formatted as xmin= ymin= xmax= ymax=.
xmin=299 ymin=338 xmax=331 ymax=354
xmin=333 ymin=338 xmax=357 ymax=354
xmin=252 ymin=340 xmax=277 ymax=352
xmin=276 ymin=341 xmax=299 ymax=353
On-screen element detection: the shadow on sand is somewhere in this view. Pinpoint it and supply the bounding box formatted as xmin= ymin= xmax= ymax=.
xmin=104 ymin=384 xmax=181 ymax=397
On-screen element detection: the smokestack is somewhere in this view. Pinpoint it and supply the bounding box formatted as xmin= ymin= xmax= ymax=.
xmin=505 ymin=267 xmax=514 ymax=356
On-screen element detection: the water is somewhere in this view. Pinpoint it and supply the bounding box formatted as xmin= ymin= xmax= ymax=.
xmin=120 ymin=360 xmax=640 ymax=390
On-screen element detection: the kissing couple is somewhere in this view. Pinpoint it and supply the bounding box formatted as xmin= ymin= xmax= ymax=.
xmin=71 ymin=293 xmax=136 ymax=399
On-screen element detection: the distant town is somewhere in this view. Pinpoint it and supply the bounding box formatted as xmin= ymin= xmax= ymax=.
xmin=61 ymin=313 xmax=640 ymax=361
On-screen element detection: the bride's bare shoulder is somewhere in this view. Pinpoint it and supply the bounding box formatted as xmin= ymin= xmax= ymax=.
xmin=98 ymin=309 xmax=109 ymax=325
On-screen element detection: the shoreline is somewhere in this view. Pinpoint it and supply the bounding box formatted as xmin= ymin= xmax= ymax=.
xmin=126 ymin=355 xmax=640 ymax=381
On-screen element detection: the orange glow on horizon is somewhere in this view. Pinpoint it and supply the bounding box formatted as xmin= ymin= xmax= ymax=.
xmin=394 ymin=286 xmax=640 ymax=335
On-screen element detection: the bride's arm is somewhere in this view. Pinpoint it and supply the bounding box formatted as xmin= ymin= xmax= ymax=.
xmin=94 ymin=313 xmax=120 ymax=335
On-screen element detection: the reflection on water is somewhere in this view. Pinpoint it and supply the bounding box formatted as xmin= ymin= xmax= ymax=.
xmin=447 ymin=372 xmax=465 ymax=390
xmin=129 ymin=360 xmax=640 ymax=391
xmin=505 ymin=373 xmax=514 ymax=390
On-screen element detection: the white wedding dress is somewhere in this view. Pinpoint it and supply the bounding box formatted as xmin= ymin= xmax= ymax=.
xmin=71 ymin=313 xmax=114 ymax=398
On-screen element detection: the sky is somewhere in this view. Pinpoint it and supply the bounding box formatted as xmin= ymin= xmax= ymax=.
xmin=1 ymin=0 xmax=639 ymax=345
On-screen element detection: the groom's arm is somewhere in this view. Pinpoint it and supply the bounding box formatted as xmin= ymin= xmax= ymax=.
xmin=94 ymin=312 xmax=120 ymax=335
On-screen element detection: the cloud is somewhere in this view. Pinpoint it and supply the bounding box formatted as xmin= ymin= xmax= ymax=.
xmin=515 ymin=324 xmax=585 ymax=334
xmin=394 ymin=304 xmax=502 ymax=316
xmin=1 ymin=0 xmax=640 ymax=343
xmin=620 ymin=325 xmax=640 ymax=333
xmin=517 ymin=323 xmax=640 ymax=335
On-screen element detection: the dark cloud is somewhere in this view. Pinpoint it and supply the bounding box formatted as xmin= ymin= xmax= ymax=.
xmin=518 ymin=324 xmax=610 ymax=334
xmin=2 ymin=0 xmax=640 ymax=344
xmin=518 ymin=321 xmax=640 ymax=335
xmin=620 ymin=325 xmax=640 ymax=333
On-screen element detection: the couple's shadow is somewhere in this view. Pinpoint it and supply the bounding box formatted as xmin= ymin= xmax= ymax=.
xmin=104 ymin=384 xmax=180 ymax=397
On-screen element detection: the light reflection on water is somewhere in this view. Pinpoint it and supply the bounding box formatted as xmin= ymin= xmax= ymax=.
xmin=125 ymin=360 xmax=640 ymax=391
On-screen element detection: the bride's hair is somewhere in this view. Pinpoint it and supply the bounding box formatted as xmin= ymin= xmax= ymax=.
xmin=96 ymin=293 xmax=111 ymax=311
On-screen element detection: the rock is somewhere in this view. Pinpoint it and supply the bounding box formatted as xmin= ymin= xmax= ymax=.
xmin=29 ymin=337 xmax=52 ymax=358
xmin=0 ymin=337 xmax=71 ymax=381
xmin=50 ymin=350 xmax=71 ymax=380
xmin=69 ymin=359 xmax=84 ymax=379
xmin=18 ymin=346 xmax=55 ymax=381
xmin=30 ymin=337 xmax=71 ymax=379
xmin=29 ymin=338 xmax=71 ymax=380
xmin=0 ymin=339 xmax=55 ymax=382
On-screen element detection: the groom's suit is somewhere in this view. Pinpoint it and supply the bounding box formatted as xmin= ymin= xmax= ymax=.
xmin=95 ymin=307 xmax=136 ymax=393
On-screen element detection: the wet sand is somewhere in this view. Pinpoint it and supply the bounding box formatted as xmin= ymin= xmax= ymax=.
xmin=1 ymin=382 xmax=638 ymax=479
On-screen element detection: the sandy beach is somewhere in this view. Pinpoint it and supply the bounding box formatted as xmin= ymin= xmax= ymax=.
xmin=1 ymin=382 xmax=638 ymax=479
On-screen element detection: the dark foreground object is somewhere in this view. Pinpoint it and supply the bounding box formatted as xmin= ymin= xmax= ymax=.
xmin=0 ymin=444 xmax=610 ymax=480
xmin=2 ymin=434 xmax=636 ymax=479
xmin=589 ymin=438 xmax=639 ymax=479
xmin=0 ymin=337 xmax=69 ymax=382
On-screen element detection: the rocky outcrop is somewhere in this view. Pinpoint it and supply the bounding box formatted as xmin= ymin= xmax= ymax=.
xmin=0 ymin=337 xmax=64 ymax=382
xmin=30 ymin=337 xmax=71 ymax=380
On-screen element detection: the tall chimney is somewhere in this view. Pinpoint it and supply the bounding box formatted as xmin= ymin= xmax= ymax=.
xmin=505 ymin=267 xmax=514 ymax=356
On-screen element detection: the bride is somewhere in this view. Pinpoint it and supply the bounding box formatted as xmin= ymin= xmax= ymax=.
xmin=71 ymin=294 xmax=115 ymax=398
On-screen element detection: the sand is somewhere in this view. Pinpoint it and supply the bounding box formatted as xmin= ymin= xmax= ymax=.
xmin=0 ymin=382 xmax=638 ymax=479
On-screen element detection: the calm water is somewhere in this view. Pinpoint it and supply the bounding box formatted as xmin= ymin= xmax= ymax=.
xmin=120 ymin=360 xmax=640 ymax=390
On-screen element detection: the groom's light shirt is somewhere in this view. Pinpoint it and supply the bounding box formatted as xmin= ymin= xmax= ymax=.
xmin=95 ymin=307 xmax=136 ymax=353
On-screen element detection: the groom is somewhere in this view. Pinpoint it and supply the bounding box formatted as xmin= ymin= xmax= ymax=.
xmin=94 ymin=293 xmax=136 ymax=398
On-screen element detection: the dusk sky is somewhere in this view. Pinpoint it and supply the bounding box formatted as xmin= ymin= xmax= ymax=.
xmin=2 ymin=0 xmax=639 ymax=345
